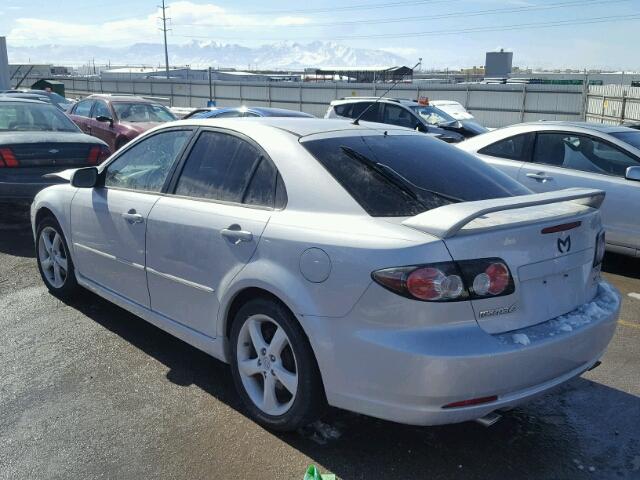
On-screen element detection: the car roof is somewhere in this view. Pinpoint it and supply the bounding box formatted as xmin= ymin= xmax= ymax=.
xmin=208 ymin=107 xmax=313 ymax=117
xmin=518 ymin=120 xmax=633 ymax=134
xmin=174 ymin=117 xmax=409 ymax=137
xmin=331 ymin=97 xmax=418 ymax=107
xmin=0 ymin=96 xmax=50 ymax=104
xmin=88 ymin=94 xmax=156 ymax=103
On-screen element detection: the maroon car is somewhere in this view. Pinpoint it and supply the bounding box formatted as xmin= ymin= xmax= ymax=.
xmin=67 ymin=95 xmax=177 ymax=152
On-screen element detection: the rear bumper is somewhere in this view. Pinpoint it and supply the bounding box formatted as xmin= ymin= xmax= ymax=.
xmin=304 ymin=281 xmax=620 ymax=426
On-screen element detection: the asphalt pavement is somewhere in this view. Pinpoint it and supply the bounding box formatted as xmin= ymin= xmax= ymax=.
xmin=1 ymin=204 xmax=639 ymax=480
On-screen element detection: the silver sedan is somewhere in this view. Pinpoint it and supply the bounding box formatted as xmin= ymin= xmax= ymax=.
xmin=31 ymin=118 xmax=619 ymax=431
xmin=458 ymin=122 xmax=640 ymax=257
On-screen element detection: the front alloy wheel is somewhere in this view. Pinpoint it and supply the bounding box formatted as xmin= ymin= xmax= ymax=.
xmin=36 ymin=216 xmax=78 ymax=298
xmin=38 ymin=226 xmax=68 ymax=289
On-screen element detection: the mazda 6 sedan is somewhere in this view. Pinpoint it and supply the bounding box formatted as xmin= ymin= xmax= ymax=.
xmin=31 ymin=118 xmax=620 ymax=431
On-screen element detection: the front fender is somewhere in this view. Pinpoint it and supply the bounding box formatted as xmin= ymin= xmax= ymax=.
xmin=31 ymin=184 xmax=78 ymax=250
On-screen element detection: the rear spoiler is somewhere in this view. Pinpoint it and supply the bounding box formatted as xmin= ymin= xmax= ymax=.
xmin=402 ymin=188 xmax=605 ymax=239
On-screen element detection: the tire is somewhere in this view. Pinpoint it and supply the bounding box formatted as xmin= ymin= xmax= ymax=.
xmin=35 ymin=216 xmax=79 ymax=298
xmin=230 ymin=297 xmax=325 ymax=431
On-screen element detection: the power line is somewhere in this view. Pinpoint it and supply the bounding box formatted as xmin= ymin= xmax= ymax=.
xmin=173 ymin=13 xmax=640 ymax=41
xmin=224 ymin=0 xmax=454 ymax=16
xmin=172 ymin=0 xmax=628 ymax=29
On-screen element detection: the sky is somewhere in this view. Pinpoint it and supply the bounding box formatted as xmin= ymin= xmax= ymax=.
xmin=1 ymin=0 xmax=639 ymax=70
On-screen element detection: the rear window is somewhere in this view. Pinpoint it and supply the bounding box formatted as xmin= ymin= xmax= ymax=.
xmin=610 ymin=131 xmax=640 ymax=150
xmin=0 ymin=102 xmax=80 ymax=132
xmin=302 ymin=133 xmax=530 ymax=217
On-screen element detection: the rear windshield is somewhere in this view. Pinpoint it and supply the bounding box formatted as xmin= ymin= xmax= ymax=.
xmin=610 ymin=131 xmax=640 ymax=150
xmin=112 ymin=102 xmax=176 ymax=123
xmin=302 ymin=133 xmax=530 ymax=217
xmin=0 ymin=102 xmax=80 ymax=132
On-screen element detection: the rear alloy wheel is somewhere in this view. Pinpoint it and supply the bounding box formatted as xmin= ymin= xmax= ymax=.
xmin=230 ymin=298 xmax=325 ymax=431
xmin=36 ymin=217 xmax=78 ymax=298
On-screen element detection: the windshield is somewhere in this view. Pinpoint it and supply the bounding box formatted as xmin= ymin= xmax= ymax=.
xmin=610 ymin=131 xmax=640 ymax=150
xmin=408 ymin=105 xmax=456 ymax=125
xmin=302 ymin=133 xmax=530 ymax=217
xmin=113 ymin=102 xmax=176 ymax=123
xmin=0 ymin=102 xmax=80 ymax=132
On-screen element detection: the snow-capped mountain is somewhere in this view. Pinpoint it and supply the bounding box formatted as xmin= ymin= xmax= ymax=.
xmin=8 ymin=41 xmax=410 ymax=69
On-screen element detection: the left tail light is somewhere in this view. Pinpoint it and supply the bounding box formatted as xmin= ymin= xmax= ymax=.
xmin=0 ymin=147 xmax=19 ymax=167
xmin=87 ymin=145 xmax=111 ymax=165
xmin=372 ymin=257 xmax=515 ymax=302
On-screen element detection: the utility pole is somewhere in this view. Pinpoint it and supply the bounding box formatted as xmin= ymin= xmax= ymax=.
xmin=159 ymin=0 xmax=170 ymax=79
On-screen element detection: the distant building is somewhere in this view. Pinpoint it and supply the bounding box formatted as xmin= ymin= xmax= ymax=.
xmin=100 ymin=67 xmax=209 ymax=81
xmin=305 ymin=66 xmax=413 ymax=83
xmin=485 ymin=50 xmax=513 ymax=78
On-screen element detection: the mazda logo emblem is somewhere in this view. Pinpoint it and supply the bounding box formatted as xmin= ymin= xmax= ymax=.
xmin=557 ymin=236 xmax=571 ymax=254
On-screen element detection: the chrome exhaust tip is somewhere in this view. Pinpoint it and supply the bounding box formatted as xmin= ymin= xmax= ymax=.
xmin=475 ymin=411 xmax=502 ymax=427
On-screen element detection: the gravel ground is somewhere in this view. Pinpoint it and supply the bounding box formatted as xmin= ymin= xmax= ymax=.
xmin=1 ymin=204 xmax=639 ymax=480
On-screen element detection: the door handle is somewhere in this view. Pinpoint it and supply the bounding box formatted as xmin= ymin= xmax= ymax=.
xmin=526 ymin=172 xmax=553 ymax=182
xmin=221 ymin=225 xmax=253 ymax=244
xmin=122 ymin=210 xmax=143 ymax=224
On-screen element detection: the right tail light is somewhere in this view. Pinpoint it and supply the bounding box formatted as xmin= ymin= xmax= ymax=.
xmin=372 ymin=258 xmax=515 ymax=302
xmin=593 ymin=230 xmax=606 ymax=267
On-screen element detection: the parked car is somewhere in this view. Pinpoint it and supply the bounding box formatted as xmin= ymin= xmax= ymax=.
xmin=325 ymin=97 xmax=487 ymax=143
xmin=458 ymin=121 xmax=640 ymax=257
xmin=1 ymin=89 xmax=74 ymax=111
xmin=623 ymin=121 xmax=640 ymax=131
xmin=180 ymin=107 xmax=218 ymax=119
xmin=67 ymin=95 xmax=177 ymax=152
xmin=188 ymin=106 xmax=314 ymax=119
xmin=429 ymin=100 xmax=475 ymax=120
xmin=0 ymin=97 xmax=110 ymax=203
xmin=31 ymin=117 xmax=619 ymax=431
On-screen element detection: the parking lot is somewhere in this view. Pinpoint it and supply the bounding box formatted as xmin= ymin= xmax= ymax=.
xmin=0 ymin=205 xmax=637 ymax=480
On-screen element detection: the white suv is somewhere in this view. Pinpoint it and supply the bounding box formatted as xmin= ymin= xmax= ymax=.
xmin=325 ymin=97 xmax=487 ymax=143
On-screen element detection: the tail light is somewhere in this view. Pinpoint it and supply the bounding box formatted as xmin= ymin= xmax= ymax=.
xmin=87 ymin=145 xmax=111 ymax=165
xmin=593 ymin=230 xmax=606 ymax=267
xmin=372 ymin=257 xmax=515 ymax=302
xmin=0 ymin=148 xmax=19 ymax=167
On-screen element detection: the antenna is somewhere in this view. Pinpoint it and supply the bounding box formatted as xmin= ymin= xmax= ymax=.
xmin=352 ymin=59 xmax=422 ymax=126
xmin=158 ymin=0 xmax=171 ymax=79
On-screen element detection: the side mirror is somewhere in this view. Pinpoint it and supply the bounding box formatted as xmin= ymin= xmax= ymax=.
xmin=71 ymin=167 xmax=99 ymax=188
xmin=626 ymin=166 xmax=640 ymax=182
xmin=415 ymin=123 xmax=427 ymax=133
xmin=96 ymin=115 xmax=113 ymax=126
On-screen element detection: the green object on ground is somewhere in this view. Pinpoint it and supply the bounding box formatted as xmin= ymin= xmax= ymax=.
xmin=304 ymin=464 xmax=336 ymax=480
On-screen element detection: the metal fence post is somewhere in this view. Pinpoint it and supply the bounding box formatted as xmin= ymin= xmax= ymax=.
xmin=267 ymin=82 xmax=271 ymax=107
xmin=520 ymin=84 xmax=527 ymax=122
xmin=299 ymin=83 xmax=302 ymax=111
xmin=620 ymin=90 xmax=627 ymax=124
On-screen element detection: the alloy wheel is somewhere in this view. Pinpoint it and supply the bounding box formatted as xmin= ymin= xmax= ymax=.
xmin=38 ymin=226 xmax=68 ymax=289
xmin=236 ymin=314 xmax=299 ymax=416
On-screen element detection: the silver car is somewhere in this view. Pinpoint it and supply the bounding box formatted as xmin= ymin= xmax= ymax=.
xmin=458 ymin=122 xmax=640 ymax=257
xmin=31 ymin=118 xmax=619 ymax=431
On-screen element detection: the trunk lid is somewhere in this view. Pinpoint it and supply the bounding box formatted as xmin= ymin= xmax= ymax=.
xmin=0 ymin=133 xmax=106 ymax=168
xmin=402 ymin=189 xmax=604 ymax=333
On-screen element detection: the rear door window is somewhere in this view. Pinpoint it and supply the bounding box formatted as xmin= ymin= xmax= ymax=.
xmin=478 ymin=133 xmax=532 ymax=161
xmin=382 ymin=104 xmax=416 ymax=129
xmin=302 ymin=133 xmax=530 ymax=217
xmin=174 ymin=131 xmax=279 ymax=207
